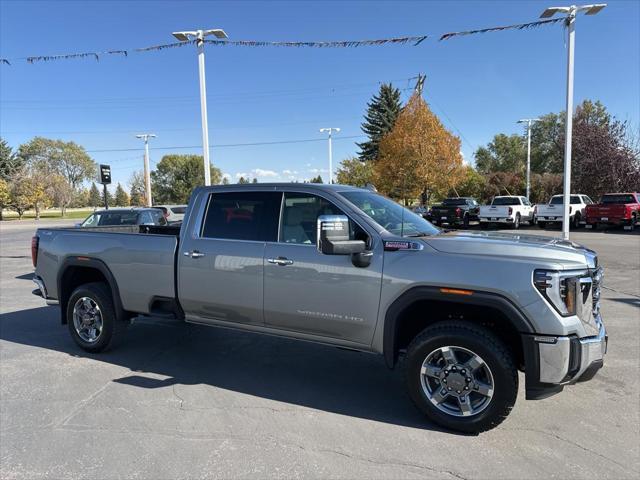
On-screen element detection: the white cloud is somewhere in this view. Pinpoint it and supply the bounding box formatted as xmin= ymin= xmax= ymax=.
xmin=235 ymin=172 xmax=248 ymax=179
xmin=252 ymin=168 xmax=278 ymax=178
xmin=222 ymin=172 xmax=232 ymax=180
xmin=282 ymin=169 xmax=298 ymax=175
xmin=309 ymin=168 xmax=328 ymax=174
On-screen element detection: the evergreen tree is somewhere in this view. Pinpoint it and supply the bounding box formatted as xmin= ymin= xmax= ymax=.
xmin=88 ymin=182 xmax=101 ymax=208
xmin=252 ymin=178 xmax=258 ymax=183
xmin=309 ymin=175 xmax=323 ymax=183
xmin=237 ymin=176 xmax=249 ymax=184
xmin=114 ymin=183 xmax=130 ymax=206
xmin=357 ymin=83 xmax=402 ymax=162
xmin=0 ymin=138 xmax=23 ymax=181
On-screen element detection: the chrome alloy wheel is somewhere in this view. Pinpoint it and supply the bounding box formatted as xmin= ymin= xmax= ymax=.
xmin=420 ymin=346 xmax=494 ymax=417
xmin=72 ymin=297 xmax=103 ymax=343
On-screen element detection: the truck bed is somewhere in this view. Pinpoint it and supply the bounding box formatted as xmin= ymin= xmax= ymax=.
xmin=35 ymin=226 xmax=179 ymax=315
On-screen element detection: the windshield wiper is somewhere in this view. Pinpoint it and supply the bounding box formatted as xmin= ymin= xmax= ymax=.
xmin=404 ymin=232 xmax=432 ymax=237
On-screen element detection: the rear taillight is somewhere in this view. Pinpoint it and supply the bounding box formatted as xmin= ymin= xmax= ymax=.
xmin=31 ymin=236 xmax=39 ymax=267
xmin=508 ymin=207 xmax=513 ymax=215
xmin=455 ymin=207 xmax=461 ymax=216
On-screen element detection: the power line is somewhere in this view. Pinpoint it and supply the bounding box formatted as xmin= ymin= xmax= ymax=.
xmin=85 ymin=135 xmax=364 ymax=153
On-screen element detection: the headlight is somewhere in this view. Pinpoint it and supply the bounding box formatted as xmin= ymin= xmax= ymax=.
xmin=534 ymin=269 xmax=580 ymax=316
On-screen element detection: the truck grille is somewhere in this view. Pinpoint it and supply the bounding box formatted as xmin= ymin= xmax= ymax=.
xmin=592 ymin=266 xmax=603 ymax=319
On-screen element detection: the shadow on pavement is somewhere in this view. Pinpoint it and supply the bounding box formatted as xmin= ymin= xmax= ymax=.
xmin=609 ymin=297 xmax=640 ymax=308
xmin=0 ymin=306 xmax=451 ymax=433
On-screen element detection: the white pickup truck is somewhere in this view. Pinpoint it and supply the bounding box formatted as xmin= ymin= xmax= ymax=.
xmin=537 ymin=194 xmax=593 ymax=229
xmin=479 ymin=196 xmax=535 ymax=229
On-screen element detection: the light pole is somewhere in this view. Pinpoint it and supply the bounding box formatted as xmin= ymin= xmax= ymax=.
xmin=172 ymin=28 xmax=228 ymax=186
xmin=135 ymin=134 xmax=156 ymax=206
xmin=540 ymin=3 xmax=606 ymax=240
xmin=517 ymin=118 xmax=540 ymax=201
xmin=319 ymin=128 xmax=340 ymax=184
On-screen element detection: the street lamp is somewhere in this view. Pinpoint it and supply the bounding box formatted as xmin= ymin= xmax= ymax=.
xmin=319 ymin=127 xmax=340 ymax=184
xmin=517 ymin=118 xmax=540 ymax=201
xmin=172 ymin=28 xmax=228 ymax=186
xmin=540 ymin=4 xmax=606 ymax=240
xmin=135 ymin=133 xmax=156 ymax=206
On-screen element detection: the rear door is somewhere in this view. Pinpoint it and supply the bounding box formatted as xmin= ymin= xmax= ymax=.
xmin=178 ymin=190 xmax=281 ymax=326
xmin=263 ymin=190 xmax=383 ymax=345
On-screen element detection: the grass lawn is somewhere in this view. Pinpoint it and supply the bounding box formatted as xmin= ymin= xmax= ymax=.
xmin=1 ymin=209 xmax=93 ymax=221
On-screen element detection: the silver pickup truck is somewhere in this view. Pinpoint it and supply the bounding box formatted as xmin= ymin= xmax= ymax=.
xmin=31 ymin=184 xmax=607 ymax=433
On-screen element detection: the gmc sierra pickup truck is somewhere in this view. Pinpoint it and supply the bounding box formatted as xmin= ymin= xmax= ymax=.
xmin=428 ymin=197 xmax=480 ymax=228
xmin=31 ymin=184 xmax=607 ymax=433
xmin=585 ymin=192 xmax=640 ymax=231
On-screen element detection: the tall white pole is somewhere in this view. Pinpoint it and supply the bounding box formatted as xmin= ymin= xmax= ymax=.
xmin=196 ymin=30 xmax=212 ymax=186
xmin=328 ymin=130 xmax=333 ymax=184
xmin=562 ymin=7 xmax=576 ymax=241
xmin=143 ymin=137 xmax=152 ymax=207
xmin=526 ymin=119 xmax=532 ymax=200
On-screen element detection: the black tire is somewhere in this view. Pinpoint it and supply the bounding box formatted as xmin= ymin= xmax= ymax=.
xmin=629 ymin=214 xmax=636 ymax=232
xmin=480 ymin=222 xmax=488 ymax=230
xmin=66 ymin=282 xmax=127 ymax=353
xmin=572 ymin=213 xmax=581 ymax=229
xmin=404 ymin=321 xmax=518 ymax=433
xmin=537 ymin=221 xmax=546 ymax=229
xmin=512 ymin=213 xmax=521 ymax=230
xmin=462 ymin=214 xmax=470 ymax=229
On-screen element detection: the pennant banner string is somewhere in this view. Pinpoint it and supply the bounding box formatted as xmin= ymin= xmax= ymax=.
xmin=0 ymin=17 xmax=567 ymax=66
xmin=439 ymin=17 xmax=565 ymax=41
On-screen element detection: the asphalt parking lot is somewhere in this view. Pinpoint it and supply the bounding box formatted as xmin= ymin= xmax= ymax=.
xmin=1 ymin=220 xmax=638 ymax=479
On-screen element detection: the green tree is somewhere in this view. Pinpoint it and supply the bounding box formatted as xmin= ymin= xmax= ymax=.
xmin=237 ymin=177 xmax=250 ymax=184
xmin=474 ymin=134 xmax=526 ymax=175
xmin=72 ymin=188 xmax=90 ymax=208
xmin=336 ymin=157 xmax=374 ymax=187
xmin=10 ymin=170 xmax=49 ymax=220
xmin=452 ymin=166 xmax=487 ymax=200
xmin=222 ymin=176 xmax=230 ymax=185
xmin=88 ymin=183 xmax=101 ymax=208
xmin=151 ymin=155 xmax=222 ymax=203
xmin=357 ymin=83 xmax=402 ymax=161
xmin=17 ymin=137 xmax=96 ymax=189
xmin=0 ymin=138 xmax=23 ymax=181
xmin=114 ymin=183 xmax=130 ymax=206
xmin=309 ymin=175 xmax=323 ymax=183
xmin=252 ymin=178 xmax=258 ymax=184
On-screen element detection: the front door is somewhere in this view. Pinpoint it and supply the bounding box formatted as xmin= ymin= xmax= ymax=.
xmin=263 ymin=191 xmax=383 ymax=345
xmin=178 ymin=190 xmax=281 ymax=326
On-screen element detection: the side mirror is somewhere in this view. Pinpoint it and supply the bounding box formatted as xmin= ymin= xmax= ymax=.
xmin=74 ymin=223 xmax=82 ymax=228
xmin=317 ymin=215 xmax=366 ymax=255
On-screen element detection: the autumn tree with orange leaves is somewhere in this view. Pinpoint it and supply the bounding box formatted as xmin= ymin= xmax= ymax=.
xmin=374 ymin=94 xmax=464 ymax=204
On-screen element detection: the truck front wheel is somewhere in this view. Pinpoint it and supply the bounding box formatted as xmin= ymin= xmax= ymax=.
xmin=66 ymin=282 xmax=127 ymax=353
xmin=404 ymin=321 xmax=518 ymax=433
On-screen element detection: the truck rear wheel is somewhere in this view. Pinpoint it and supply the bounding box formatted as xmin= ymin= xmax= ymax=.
xmin=512 ymin=213 xmax=521 ymax=229
xmin=537 ymin=221 xmax=546 ymax=229
xmin=66 ymin=282 xmax=127 ymax=353
xmin=404 ymin=321 xmax=518 ymax=433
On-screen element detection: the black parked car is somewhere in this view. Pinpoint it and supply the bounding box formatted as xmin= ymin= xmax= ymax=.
xmin=428 ymin=197 xmax=480 ymax=228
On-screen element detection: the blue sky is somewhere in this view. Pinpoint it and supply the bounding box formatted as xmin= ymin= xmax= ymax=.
xmin=1 ymin=0 xmax=638 ymax=191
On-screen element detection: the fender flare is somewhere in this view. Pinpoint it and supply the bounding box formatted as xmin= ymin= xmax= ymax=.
xmin=57 ymin=256 xmax=127 ymax=324
xmin=382 ymin=286 xmax=535 ymax=368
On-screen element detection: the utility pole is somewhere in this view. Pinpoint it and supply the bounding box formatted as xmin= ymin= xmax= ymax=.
xmin=413 ymin=73 xmax=426 ymax=96
xmin=172 ymin=28 xmax=228 ymax=186
xmin=540 ymin=3 xmax=606 ymax=240
xmin=135 ymin=134 xmax=156 ymax=207
xmin=319 ymin=128 xmax=340 ymax=184
xmin=517 ymin=118 xmax=540 ymax=200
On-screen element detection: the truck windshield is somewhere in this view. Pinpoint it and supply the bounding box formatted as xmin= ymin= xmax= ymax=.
xmin=442 ymin=198 xmax=468 ymax=206
xmin=339 ymin=191 xmax=440 ymax=237
xmin=600 ymin=194 xmax=636 ymax=204
xmin=492 ymin=197 xmax=520 ymax=206
xmin=550 ymin=195 xmax=581 ymax=205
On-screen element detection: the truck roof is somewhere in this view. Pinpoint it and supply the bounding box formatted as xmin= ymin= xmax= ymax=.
xmin=196 ymin=183 xmax=372 ymax=193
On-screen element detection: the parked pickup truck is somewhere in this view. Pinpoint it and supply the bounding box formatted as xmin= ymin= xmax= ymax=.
xmin=479 ymin=196 xmax=535 ymax=229
xmin=32 ymin=184 xmax=607 ymax=433
xmin=537 ymin=194 xmax=594 ymax=229
xmin=585 ymin=192 xmax=640 ymax=231
xmin=429 ymin=197 xmax=480 ymax=228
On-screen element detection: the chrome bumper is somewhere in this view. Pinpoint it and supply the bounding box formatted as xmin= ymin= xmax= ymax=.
xmin=537 ymin=317 xmax=607 ymax=384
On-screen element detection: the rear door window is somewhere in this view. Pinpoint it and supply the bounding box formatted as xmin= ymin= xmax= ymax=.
xmin=201 ymin=191 xmax=281 ymax=242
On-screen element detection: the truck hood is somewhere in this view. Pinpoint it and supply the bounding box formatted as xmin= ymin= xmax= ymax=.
xmin=423 ymin=230 xmax=594 ymax=269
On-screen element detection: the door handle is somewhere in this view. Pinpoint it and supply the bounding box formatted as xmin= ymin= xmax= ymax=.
xmin=183 ymin=250 xmax=206 ymax=258
xmin=267 ymin=257 xmax=294 ymax=266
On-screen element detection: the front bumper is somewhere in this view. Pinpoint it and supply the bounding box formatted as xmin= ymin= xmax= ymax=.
xmin=523 ymin=315 xmax=607 ymax=400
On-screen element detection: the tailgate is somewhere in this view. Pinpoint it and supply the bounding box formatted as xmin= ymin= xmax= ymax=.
xmin=480 ymin=206 xmax=509 ymax=218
